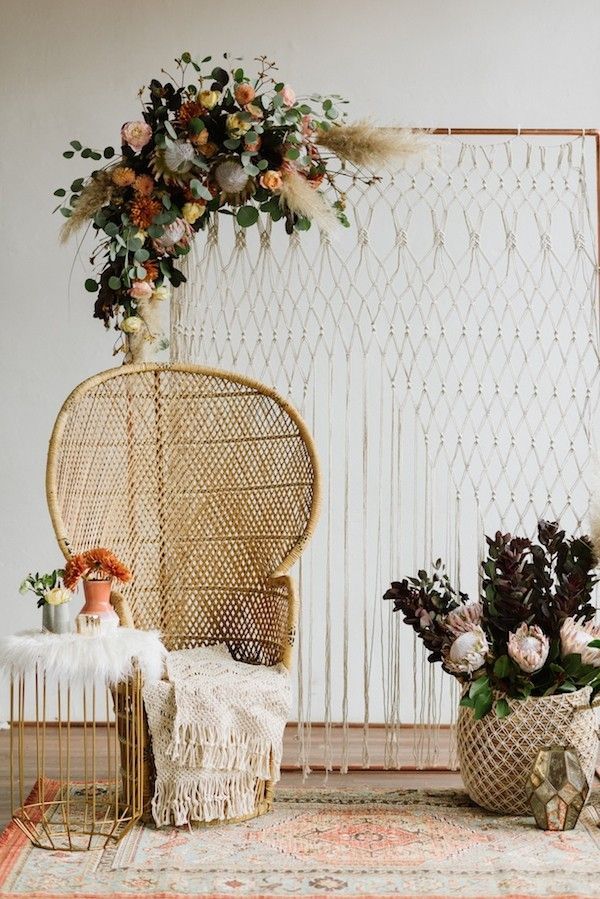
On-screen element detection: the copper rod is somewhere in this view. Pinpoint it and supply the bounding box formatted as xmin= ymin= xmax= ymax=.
xmin=431 ymin=128 xmax=600 ymax=137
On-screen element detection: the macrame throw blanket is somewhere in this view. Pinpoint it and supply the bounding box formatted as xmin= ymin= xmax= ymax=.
xmin=142 ymin=644 xmax=291 ymax=826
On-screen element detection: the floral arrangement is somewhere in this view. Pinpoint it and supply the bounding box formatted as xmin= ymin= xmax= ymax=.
xmin=383 ymin=521 xmax=600 ymax=719
xmin=20 ymin=569 xmax=71 ymax=608
xmin=63 ymin=548 xmax=132 ymax=590
xmin=54 ymin=52 xmax=424 ymax=353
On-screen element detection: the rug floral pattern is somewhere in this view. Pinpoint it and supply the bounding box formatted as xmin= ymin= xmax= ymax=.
xmin=1 ymin=787 xmax=600 ymax=897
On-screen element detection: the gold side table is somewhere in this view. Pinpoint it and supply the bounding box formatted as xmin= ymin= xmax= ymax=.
xmin=7 ymin=634 xmax=146 ymax=851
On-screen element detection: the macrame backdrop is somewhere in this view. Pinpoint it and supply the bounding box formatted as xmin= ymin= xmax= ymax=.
xmin=171 ymin=133 xmax=600 ymax=771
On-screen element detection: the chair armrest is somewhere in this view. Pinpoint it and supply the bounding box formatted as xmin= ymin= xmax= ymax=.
xmin=267 ymin=574 xmax=298 ymax=670
xmin=110 ymin=590 xmax=135 ymax=628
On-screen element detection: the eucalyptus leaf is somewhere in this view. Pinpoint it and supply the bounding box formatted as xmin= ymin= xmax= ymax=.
xmin=190 ymin=179 xmax=212 ymax=201
xmin=236 ymin=205 xmax=259 ymax=228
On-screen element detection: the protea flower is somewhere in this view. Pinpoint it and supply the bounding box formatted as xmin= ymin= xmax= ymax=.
xmin=151 ymin=218 xmax=193 ymax=254
xmin=445 ymin=600 xmax=483 ymax=636
xmin=445 ymin=626 xmax=489 ymax=674
xmin=213 ymin=158 xmax=254 ymax=205
xmin=163 ymin=139 xmax=196 ymax=175
xmin=507 ymin=623 xmax=549 ymax=673
xmin=560 ymin=617 xmax=600 ymax=666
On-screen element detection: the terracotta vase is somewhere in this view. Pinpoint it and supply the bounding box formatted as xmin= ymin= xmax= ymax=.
xmin=81 ymin=580 xmax=119 ymax=630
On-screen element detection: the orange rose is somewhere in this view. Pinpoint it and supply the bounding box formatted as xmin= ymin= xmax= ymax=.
xmin=201 ymin=142 xmax=218 ymax=159
xmin=190 ymin=129 xmax=209 ymax=149
xmin=259 ymin=169 xmax=283 ymax=192
xmin=234 ymin=83 xmax=255 ymax=106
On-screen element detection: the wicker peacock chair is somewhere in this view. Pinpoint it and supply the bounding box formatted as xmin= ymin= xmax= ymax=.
xmin=46 ymin=363 xmax=320 ymax=822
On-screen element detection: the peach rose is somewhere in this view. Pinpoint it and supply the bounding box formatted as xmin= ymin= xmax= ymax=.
xmin=234 ymin=83 xmax=255 ymax=106
xmin=245 ymin=133 xmax=261 ymax=152
xmin=121 ymin=121 xmax=153 ymax=152
xmin=281 ymin=84 xmax=296 ymax=107
xmin=260 ymin=169 xmax=283 ymax=192
xmin=129 ymin=280 xmax=154 ymax=301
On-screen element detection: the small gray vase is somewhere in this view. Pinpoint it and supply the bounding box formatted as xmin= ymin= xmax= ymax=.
xmin=42 ymin=602 xmax=71 ymax=634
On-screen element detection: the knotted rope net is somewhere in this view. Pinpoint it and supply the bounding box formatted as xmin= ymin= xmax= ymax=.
xmin=171 ymin=134 xmax=600 ymax=770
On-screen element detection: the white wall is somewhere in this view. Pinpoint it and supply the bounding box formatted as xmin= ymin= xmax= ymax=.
xmin=1 ymin=0 xmax=600 ymax=699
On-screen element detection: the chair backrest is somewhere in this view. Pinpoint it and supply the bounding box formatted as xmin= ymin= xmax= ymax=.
xmin=46 ymin=364 xmax=320 ymax=659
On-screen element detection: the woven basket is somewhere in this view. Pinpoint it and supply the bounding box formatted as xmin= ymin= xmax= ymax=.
xmin=456 ymin=687 xmax=599 ymax=815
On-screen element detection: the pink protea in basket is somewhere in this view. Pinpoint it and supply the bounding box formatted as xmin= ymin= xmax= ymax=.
xmin=384 ymin=521 xmax=600 ymax=815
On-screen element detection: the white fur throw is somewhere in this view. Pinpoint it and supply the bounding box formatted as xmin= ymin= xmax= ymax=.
xmin=143 ymin=644 xmax=291 ymax=826
xmin=0 ymin=629 xmax=165 ymax=685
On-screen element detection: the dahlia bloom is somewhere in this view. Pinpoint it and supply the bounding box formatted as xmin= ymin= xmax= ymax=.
xmin=64 ymin=548 xmax=132 ymax=590
xmin=560 ymin=617 xmax=600 ymax=666
xmin=507 ymin=622 xmax=549 ymax=673
xmin=133 ymin=174 xmax=155 ymax=197
xmin=111 ymin=166 xmax=136 ymax=187
xmin=121 ymin=121 xmax=153 ymax=152
xmin=446 ymin=626 xmax=489 ymax=674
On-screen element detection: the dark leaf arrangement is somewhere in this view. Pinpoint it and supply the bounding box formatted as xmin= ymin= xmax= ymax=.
xmin=383 ymin=521 xmax=600 ymax=719
xmin=54 ymin=51 xmax=424 ymax=349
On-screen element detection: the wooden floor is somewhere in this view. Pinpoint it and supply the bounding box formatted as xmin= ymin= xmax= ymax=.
xmin=0 ymin=725 xmax=461 ymax=829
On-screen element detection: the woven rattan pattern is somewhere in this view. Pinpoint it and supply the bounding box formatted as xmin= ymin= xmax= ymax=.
xmin=46 ymin=364 xmax=320 ymax=823
xmin=46 ymin=364 xmax=320 ymax=663
xmin=456 ymin=687 xmax=599 ymax=815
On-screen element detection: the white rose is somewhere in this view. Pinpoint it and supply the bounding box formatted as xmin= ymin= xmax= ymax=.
xmin=152 ymin=285 xmax=171 ymax=301
xmin=120 ymin=316 xmax=143 ymax=334
xmin=44 ymin=587 xmax=72 ymax=606
xmin=447 ymin=626 xmax=489 ymax=674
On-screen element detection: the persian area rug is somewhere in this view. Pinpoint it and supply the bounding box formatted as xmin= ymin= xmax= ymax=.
xmin=1 ymin=786 xmax=600 ymax=898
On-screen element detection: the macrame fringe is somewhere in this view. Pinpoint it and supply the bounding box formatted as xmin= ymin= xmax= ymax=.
xmin=152 ymin=771 xmax=257 ymax=827
xmin=168 ymin=722 xmax=277 ymax=779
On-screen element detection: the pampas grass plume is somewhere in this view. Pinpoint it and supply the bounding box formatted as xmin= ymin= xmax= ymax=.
xmin=59 ymin=170 xmax=116 ymax=243
xmin=279 ymin=170 xmax=338 ymax=234
xmin=317 ymin=120 xmax=427 ymax=170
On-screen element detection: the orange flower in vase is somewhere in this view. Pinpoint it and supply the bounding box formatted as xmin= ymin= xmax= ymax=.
xmin=64 ymin=548 xmax=131 ymax=630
